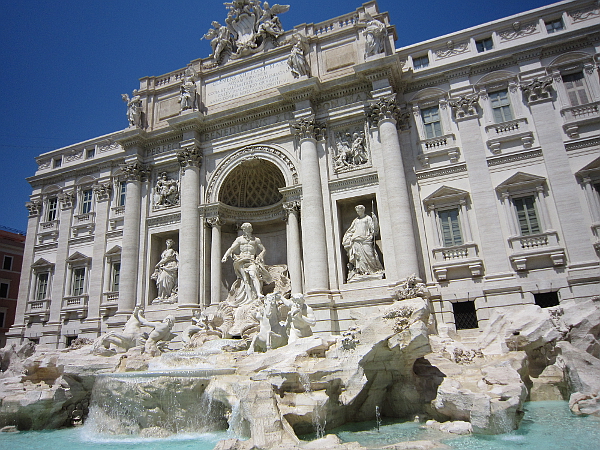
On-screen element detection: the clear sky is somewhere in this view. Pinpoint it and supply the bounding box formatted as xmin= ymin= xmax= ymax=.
xmin=0 ymin=0 xmax=556 ymax=234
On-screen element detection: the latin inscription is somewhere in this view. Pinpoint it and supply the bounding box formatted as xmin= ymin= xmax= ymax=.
xmin=147 ymin=142 xmax=180 ymax=157
xmin=205 ymin=60 xmax=292 ymax=105
xmin=201 ymin=112 xmax=295 ymax=142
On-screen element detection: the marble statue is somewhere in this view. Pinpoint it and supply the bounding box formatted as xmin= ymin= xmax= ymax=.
xmin=342 ymin=205 xmax=384 ymax=282
xmin=134 ymin=309 xmax=176 ymax=356
xmin=222 ymin=222 xmax=273 ymax=306
xmin=393 ymin=274 xmax=430 ymax=300
xmin=287 ymin=33 xmax=310 ymax=78
xmin=121 ymin=90 xmax=143 ymax=128
xmin=92 ymin=306 xmax=143 ymax=354
xmin=283 ymin=293 xmax=316 ymax=343
xmin=256 ymin=1 xmax=288 ymax=40
xmin=182 ymin=310 xmax=221 ymax=344
xmin=151 ymin=239 xmax=179 ymax=303
xmin=247 ymin=292 xmax=288 ymax=354
xmin=153 ymin=172 xmax=180 ymax=207
xmin=204 ymin=21 xmax=232 ymax=62
xmin=361 ymin=13 xmax=387 ymax=58
xmin=179 ymin=68 xmax=198 ymax=111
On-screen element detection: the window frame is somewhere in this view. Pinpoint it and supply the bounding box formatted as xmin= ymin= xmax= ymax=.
xmin=45 ymin=196 xmax=58 ymax=222
xmin=438 ymin=207 xmax=464 ymax=247
xmin=2 ymin=255 xmax=13 ymax=271
xmin=0 ymin=280 xmax=9 ymax=298
xmin=475 ymin=37 xmax=493 ymax=53
xmin=489 ymin=89 xmax=514 ymax=124
xmin=413 ymin=54 xmax=430 ymax=70
xmin=71 ymin=267 xmax=86 ymax=296
xmin=80 ymin=188 xmax=94 ymax=215
xmin=421 ymin=105 xmax=444 ymax=139
xmin=545 ymin=17 xmax=564 ymax=34
xmin=513 ymin=195 xmax=541 ymax=236
xmin=36 ymin=272 xmax=50 ymax=301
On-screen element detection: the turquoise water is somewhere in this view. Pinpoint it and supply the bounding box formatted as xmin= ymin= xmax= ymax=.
xmin=2 ymin=401 xmax=599 ymax=450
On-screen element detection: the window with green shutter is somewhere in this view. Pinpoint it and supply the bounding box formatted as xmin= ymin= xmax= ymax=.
xmin=422 ymin=106 xmax=443 ymax=139
xmin=514 ymin=196 xmax=540 ymax=235
xmin=489 ymin=90 xmax=513 ymax=123
xmin=562 ymin=72 xmax=590 ymax=107
xmin=439 ymin=208 xmax=463 ymax=247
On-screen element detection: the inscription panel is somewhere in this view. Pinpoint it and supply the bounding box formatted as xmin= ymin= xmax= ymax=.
xmin=205 ymin=60 xmax=293 ymax=105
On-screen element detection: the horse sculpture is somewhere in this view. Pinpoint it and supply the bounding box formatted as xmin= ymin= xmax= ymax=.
xmin=247 ymin=292 xmax=288 ymax=354
xmin=92 ymin=306 xmax=143 ymax=354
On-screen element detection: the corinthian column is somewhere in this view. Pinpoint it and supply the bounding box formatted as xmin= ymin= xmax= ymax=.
xmin=367 ymin=95 xmax=420 ymax=280
xmin=176 ymin=141 xmax=202 ymax=307
xmin=118 ymin=162 xmax=147 ymax=315
xmin=207 ymin=216 xmax=223 ymax=305
xmin=283 ymin=201 xmax=303 ymax=294
xmin=293 ymin=116 xmax=329 ymax=294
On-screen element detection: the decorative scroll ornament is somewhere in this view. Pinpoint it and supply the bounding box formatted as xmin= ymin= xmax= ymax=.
xmin=58 ymin=192 xmax=75 ymax=210
xmin=206 ymin=216 xmax=224 ymax=228
xmin=94 ymin=183 xmax=113 ymax=202
xmin=26 ymin=200 xmax=42 ymax=217
xmin=448 ymin=94 xmax=480 ymax=119
xmin=203 ymin=0 xmax=290 ymax=65
xmin=292 ymin=115 xmax=326 ymax=140
xmin=498 ymin=21 xmax=538 ymax=42
xmin=176 ymin=146 xmax=203 ymax=168
xmin=365 ymin=94 xmax=401 ymax=127
xmin=121 ymin=162 xmax=149 ymax=181
xmin=333 ymin=130 xmax=369 ymax=172
xmin=520 ymin=77 xmax=553 ymax=103
xmin=434 ymin=40 xmax=469 ymax=59
xmin=153 ymin=173 xmax=180 ymax=209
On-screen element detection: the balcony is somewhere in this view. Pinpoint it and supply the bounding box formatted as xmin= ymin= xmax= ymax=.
xmin=485 ymin=118 xmax=534 ymax=154
xmin=60 ymin=295 xmax=89 ymax=320
xmin=508 ymin=231 xmax=566 ymax=271
xmin=24 ymin=299 xmax=51 ymax=323
xmin=431 ymin=243 xmax=484 ymax=281
xmin=561 ymin=101 xmax=600 ymax=139
xmin=37 ymin=220 xmax=59 ymax=244
xmin=417 ymin=134 xmax=460 ymax=168
xmin=100 ymin=291 xmax=119 ymax=316
xmin=72 ymin=212 xmax=96 ymax=237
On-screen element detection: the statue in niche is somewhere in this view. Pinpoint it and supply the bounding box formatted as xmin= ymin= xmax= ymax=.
xmin=334 ymin=131 xmax=368 ymax=171
xmin=283 ymin=293 xmax=316 ymax=344
xmin=153 ymin=172 xmax=180 ymax=208
xmin=287 ymin=33 xmax=310 ymax=78
xmin=121 ymin=90 xmax=143 ymax=128
xmin=343 ymin=205 xmax=384 ymax=282
xmin=134 ymin=309 xmax=176 ymax=356
xmin=204 ymin=21 xmax=232 ymax=63
xmin=151 ymin=239 xmax=179 ymax=304
xmin=222 ymin=222 xmax=273 ymax=306
xmin=360 ymin=13 xmax=387 ymax=58
xmin=179 ymin=68 xmax=198 ymax=112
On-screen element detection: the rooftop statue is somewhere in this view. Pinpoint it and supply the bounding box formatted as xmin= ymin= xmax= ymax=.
xmin=121 ymin=90 xmax=143 ymax=128
xmin=359 ymin=13 xmax=387 ymax=58
xmin=287 ymin=33 xmax=310 ymax=78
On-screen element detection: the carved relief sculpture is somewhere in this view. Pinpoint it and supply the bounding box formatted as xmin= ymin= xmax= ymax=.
xmin=359 ymin=13 xmax=387 ymax=58
xmin=393 ymin=274 xmax=430 ymax=300
xmin=343 ymin=205 xmax=384 ymax=282
xmin=151 ymin=239 xmax=179 ymax=304
xmin=287 ymin=33 xmax=310 ymax=78
xmin=153 ymin=172 xmax=180 ymax=208
xmin=333 ymin=130 xmax=368 ymax=172
xmin=121 ymin=90 xmax=143 ymax=128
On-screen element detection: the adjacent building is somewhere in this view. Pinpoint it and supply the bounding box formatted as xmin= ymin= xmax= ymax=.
xmin=8 ymin=0 xmax=600 ymax=348
xmin=0 ymin=228 xmax=26 ymax=347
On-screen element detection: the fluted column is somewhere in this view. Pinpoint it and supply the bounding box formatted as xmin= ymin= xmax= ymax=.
xmin=367 ymin=95 xmax=420 ymax=280
xmin=283 ymin=201 xmax=303 ymax=294
xmin=117 ymin=162 xmax=147 ymax=315
xmin=293 ymin=116 xmax=329 ymax=294
xmin=207 ymin=216 xmax=223 ymax=305
xmin=176 ymin=142 xmax=202 ymax=307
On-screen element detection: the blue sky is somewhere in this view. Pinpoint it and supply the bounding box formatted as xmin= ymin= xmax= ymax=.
xmin=0 ymin=0 xmax=555 ymax=233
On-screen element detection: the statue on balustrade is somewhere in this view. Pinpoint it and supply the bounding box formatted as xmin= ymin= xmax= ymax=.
xmin=151 ymin=239 xmax=179 ymax=304
xmin=342 ymin=205 xmax=384 ymax=282
xmin=287 ymin=33 xmax=310 ymax=78
xmin=121 ymin=89 xmax=143 ymax=128
xmin=360 ymin=13 xmax=387 ymax=58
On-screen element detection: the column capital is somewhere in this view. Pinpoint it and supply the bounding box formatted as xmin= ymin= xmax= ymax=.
xmin=282 ymin=201 xmax=301 ymax=221
xmin=519 ymin=76 xmax=553 ymax=104
xmin=121 ymin=162 xmax=149 ymax=181
xmin=206 ymin=216 xmax=223 ymax=228
xmin=292 ymin=115 xmax=326 ymax=141
xmin=448 ymin=94 xmax=480 ymax=120
xmin=58 ymin=191 xmax=75 ymax=210
xmin=26 ymin=200 xmax=42 ymax=217
xmin=366 ymin=94 xmax=403 ymax=128
xmin=94 ymin=183 xmax=113 ymax=202
xmin=177 ymin=140 xmax=203 ymax=168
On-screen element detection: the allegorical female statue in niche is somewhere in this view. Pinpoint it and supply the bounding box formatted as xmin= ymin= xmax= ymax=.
xmin=151 ymin=239 xmax=179 ymax=303
xmin=342 ymin=205 xmax=384 ymax=282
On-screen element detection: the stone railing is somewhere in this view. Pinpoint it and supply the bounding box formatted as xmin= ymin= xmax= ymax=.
xmin=508 ymin=231 xmax=565 ymax=270
xmin=432 ymin=242 xmax=478 ymax=262
xmin=561 ymin=100 xmax=600 ymax=138
xmin=74 ymin=212 xmax=96 ymax=224
xmin=100 ymin=292 xmax=119 ymax=317
xmin=417 ymin=134 xmax=460 ymax=167
xmin=25 ymin=299 xmax=51 ymax=322
xmin=431 ymin=243 xmax=483 ymax=280
xmin=313 ymin=12 xmax=359 ymax=36
xmin=485 ymin=117 xmax=533 ymax=154
xmin=61 ymin=295 xmax=89 ymax=320
xmin=508 ymin=231 xmax=559 ymax=250
xmin=40 ymin=220 xmax=59 ymax=231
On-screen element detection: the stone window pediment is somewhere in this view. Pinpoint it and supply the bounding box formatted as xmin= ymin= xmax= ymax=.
xmin=423 ymin=185 xmax=469 ymax=208
xmin=66 ymin=252 xmax=91 ymax=265
xmin=105 ymin=245 xmax=122 ymax=257
xmin=31 ymin=258 xmax=54 ymax=271
xmin=496 ymin=172 xmax=546 ymax=195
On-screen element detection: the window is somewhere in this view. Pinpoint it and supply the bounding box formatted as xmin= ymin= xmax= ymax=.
xmin=2 ymin=256 xmax=13 ymax=271
xmin=0 ymin=308 xmax=5 ymax=328
xmin=562 ymin=72 xmax=590 ymax=107
xmin=489 ymin=90 xmax=513 ymax=123
xmin=36 ymin=273 xmax=49 ymax=300
xmin=81 ymin=189 xmax=93 ymax=214
xmin=514 ymin=196 xmax=540 ymax=236
xmin=53 ymin=157 xmax=62 ymax=168
xmin=0 ymin=282 xmax=8 ymax=298
xmin=476 ymin=37 xmax=493 ymax=53
xmin=85 ymin=148 xmax=95 ymax=159
xmin=111 ymin=262 xmax=121 ymax=292
xmin=439 ymin=208 xmax=463 ymax=247
xmin=118 ymin=181 xmax=127 ymax=207
xmin=422 ymin=106 xmax=443 ymax=138
xmin=66 ymin=335 xmax=78 ymax=347
xmin=46 ymin=197 xmax=58 ymax=222
xmin=545 ymin=18 xmax=564 ymax=34
xmin=534 ymin=292 xmax=560 ymax=308
xmin=72 ymin=268 xmax=86 ymax=296
xmin=453 ymin=301 xmax=479 ymax=330
xmin=413 ymin=54 xmax=429 ymax=70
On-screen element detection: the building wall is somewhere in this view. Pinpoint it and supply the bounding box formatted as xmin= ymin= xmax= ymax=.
xmin=8 ymin=0 xmax=600 ymax=348
xmin=0 ymin=229 xmax=26 ymax=347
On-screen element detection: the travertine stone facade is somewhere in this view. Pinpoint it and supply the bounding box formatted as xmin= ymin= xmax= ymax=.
xmin=8 ymin=0 xmax=600 ymax=347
